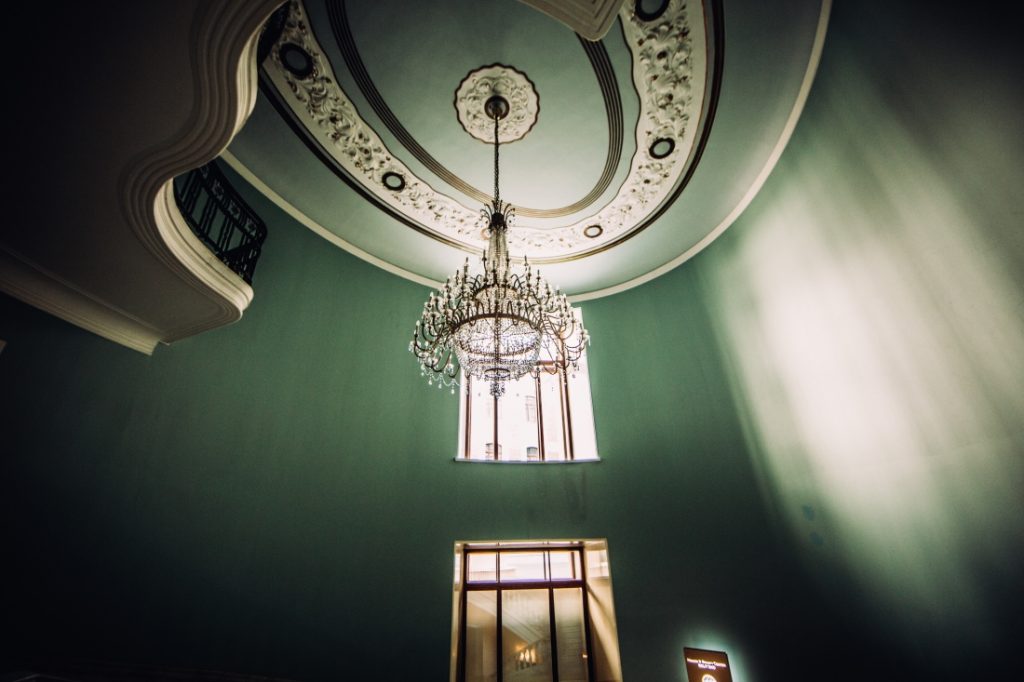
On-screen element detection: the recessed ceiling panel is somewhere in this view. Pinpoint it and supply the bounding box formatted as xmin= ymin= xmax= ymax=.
xmin=228 ymin=0 xmax=830 ymax=296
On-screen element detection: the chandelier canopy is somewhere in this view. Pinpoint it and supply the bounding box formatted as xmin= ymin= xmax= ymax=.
xmin=410 ymin=95 xmax=588 ymax=398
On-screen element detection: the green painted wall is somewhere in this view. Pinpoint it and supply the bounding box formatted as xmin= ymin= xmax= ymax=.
xmin=688 ymin=1 xmax=1024 ymax=677
xmin=2 ymin=168 xmax=846 ymax=679
xmin=3 ymin=2 xmax=1021 ymax=680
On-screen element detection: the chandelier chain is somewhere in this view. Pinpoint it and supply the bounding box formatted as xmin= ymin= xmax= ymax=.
xmin=493 ymin=113 xmax=500 ymax=209
xmin=410 ymin=93 xmax=589 ymax=398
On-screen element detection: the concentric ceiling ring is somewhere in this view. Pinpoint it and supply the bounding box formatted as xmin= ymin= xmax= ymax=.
xmin=263 ymin=0 xmax=711 ymax=261
xmin=328 ymin=0 xmax=623 ymax=219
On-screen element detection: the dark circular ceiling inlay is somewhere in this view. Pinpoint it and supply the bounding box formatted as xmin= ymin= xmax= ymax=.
xmin=649 ymin=137 xmax=675 ymax=159
xmin=382 ymin=172 xmax=406 ymax=191
xmin=635 ymin=0 xmax=670 ymax=22
xmin=583 ymin=224 xmax=603 ymax=238
xmin=279 ymin=43 xmax=314 ymax=78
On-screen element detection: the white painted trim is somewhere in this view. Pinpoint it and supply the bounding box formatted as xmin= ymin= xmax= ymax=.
xmin=0 ymin=0 xmax=279 ymax=354
xmin=570 ymin=0 xmax=833 ymax=302
xmin=116 ymin=0 xmax=279 ymax=343
xmin=519 ymin=0 xmax=626 ymax=40
xmin=0 ymin=247 xmax=163 ymax=354
xmin=229 ymin=1 xmax=831 ymax=301
xmin=221 ymin=151 xmax=445 ymax=289
xmin=148 ymin=183 xmax=254 ymax=341
xmin=263 ymin=0 xmax=703 ymax=260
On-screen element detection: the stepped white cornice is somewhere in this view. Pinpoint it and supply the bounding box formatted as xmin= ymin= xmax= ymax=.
xmin=1 ymin=0 xmax=281 ymax=353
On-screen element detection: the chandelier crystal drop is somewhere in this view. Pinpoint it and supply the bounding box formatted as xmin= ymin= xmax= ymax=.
xmin=410 ymin=95 xmax=589 ymax=398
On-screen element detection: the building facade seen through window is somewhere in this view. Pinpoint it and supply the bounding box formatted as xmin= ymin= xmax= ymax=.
xmin=457 ymin=312 xmax=597 ymax=462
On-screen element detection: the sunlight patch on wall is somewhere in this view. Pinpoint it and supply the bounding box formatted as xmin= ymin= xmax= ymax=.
xmin=701 ymin=45 xmax=1024 ymax=656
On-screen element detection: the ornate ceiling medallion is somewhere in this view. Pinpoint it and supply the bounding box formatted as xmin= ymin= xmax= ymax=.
xmin=329 ymin=0 xmax=622 ymax=220
xmin=264 ymin=0 xmax=709 ymax=261
xmin=454 ymin=65 xmax=539 ymax=144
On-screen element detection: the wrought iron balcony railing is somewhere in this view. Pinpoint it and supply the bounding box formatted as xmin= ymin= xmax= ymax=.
xmin=174 ymin=162 xmax=267 ymax=284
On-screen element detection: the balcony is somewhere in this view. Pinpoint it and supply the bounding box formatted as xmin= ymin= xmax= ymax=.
xmin=0 ymin=0 xmax=281 ymax=354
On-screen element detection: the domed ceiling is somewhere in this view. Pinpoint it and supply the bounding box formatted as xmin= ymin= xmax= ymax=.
xmin=227 ymin=0 xmax=829 ymax=297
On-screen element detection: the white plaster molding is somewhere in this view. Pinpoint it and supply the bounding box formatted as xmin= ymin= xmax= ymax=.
xmin=570 ymin=0 xmax=833 ymax=302
xmin=267 ymin=0 xmax=483 ymax=242
xmin=117 ymin=0 xmax=279 ymax=344
xmin=0 ymin=247 xmax=163 ymax=354
xmin=518 ymin=0 xmax=627 ymax=40
xmin=148 ymin=184 xmax=255 ymax=341
xmin=264 ymin=0 xmax=705 ymax=259
xmin=2 ymin=0 xmax=279 ymax=353
xmin=221 ymin=151 xmax=443 ymax=290
xmin=455 ymin=65 xmax=540 ymax=143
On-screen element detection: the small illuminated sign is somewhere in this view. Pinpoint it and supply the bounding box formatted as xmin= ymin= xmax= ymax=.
xmin=684 ymin=648 xmax=732 ymax=682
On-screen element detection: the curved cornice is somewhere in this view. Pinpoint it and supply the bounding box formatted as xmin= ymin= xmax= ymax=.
xmin=1 ymin=0 xmax=281 ymax=354
xmin=0 ymin=246 xmax=164 ymax=353
xmin=573 ymin=0 xmax=833 ymax=301
xmin=118 ymin=0 xmax=281 ymax=343
xmin=229 ymin=0 xmax=829 ymax=298
xmin=221 ymin=149 xmax=443 ymax=289
xmin=262 ymin=0 xmax=708 ymax=260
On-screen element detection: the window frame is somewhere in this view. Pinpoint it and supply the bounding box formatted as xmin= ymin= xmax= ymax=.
xmin=456 ymin=314 xmax=598 ymax=463
xmin=454 ymin=542 xmax=597 ymax=682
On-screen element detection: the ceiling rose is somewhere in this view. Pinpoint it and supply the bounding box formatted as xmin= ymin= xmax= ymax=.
xmin=233 ymin=0 xmax=831 ymax=295
xmin=412 ymin=94 xmax=587 ymax=399
xmin=454 ymin=65 xmax=539 ymax=144
xmin=262 ymin=0 xmax=706 ymax=261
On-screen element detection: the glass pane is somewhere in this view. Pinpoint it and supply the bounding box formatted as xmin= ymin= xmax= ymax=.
xmin=468 ymin=552 xmax=497 ymax=582
xmin=466 ymin=591 xmax=498 ymax=682
xmin=565 ymin=350 xmax=598 ymax=460
xmin=548 ymin=551 xmax=579 ymax=580
xmin=539 ymin=370 xmax=565 ymax=460
xmin=502 ymin=589 xmax=552 ymax=681
xmin=496 ymin=375 xmax=536 ymax=461
xmin=467 ymin=376 xmax=495 ymax=460
xmin=500 ymin=552 xmax=546 ymax=582
xmin=586 ymin=548 xmax=609 ymax=578
xmin=554 ymin=588 xmax=589 ymax=681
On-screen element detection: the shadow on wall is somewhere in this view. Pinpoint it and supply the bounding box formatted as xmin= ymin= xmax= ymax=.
xmin=699 ymin=1 xmax=1024 ymax=672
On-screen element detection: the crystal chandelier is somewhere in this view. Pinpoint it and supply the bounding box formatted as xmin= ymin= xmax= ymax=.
xmin=410 ymin=96 xmax=588 ymax=398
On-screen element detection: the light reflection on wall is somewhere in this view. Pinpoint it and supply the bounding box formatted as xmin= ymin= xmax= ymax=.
xmin=699 ymin=16 xmax=1024 ymax=662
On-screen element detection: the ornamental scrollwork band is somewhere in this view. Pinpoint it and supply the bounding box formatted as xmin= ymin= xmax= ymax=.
xmin=265 ymin=0 xmax=706 ymax=260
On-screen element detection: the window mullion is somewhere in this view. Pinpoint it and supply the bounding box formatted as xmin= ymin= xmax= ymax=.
xmin=496 ymin=550 xmax=503 ymax=682
xmin=457 ymin=549 xmax=468 ymax=682
xmin=561 ymin=362 xmax=575 ymax=461
xmin=579 ymin=548 xmax=596 ymax=681
xmin=492 ymin=392 xmax=500 ymax=461
xmin=557 ymin=366 xmax=569 ymax=459
xmin=534 ymin=372 xmax=546 ymax=461
xmin=464 ymin=374 xmax=472 ymax=459
xmin=548 ymin=585 xmax=559 ymax=682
